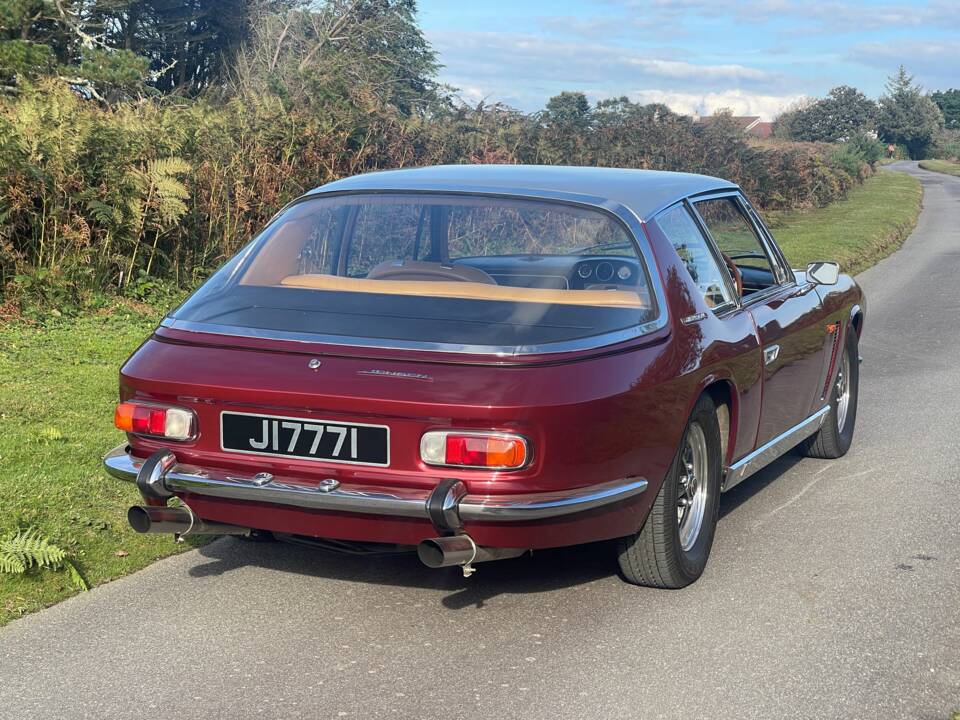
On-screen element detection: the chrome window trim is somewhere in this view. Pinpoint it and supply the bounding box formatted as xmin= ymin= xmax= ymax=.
xmin=164 ymin=188 xmax=671 ymax=357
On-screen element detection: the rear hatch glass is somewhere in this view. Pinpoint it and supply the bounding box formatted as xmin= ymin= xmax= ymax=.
xmin=168 ymin=193 xmax=660 ymax=351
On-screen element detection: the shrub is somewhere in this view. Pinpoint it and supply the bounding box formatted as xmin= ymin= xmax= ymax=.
xmin=0 ymin=88 xmax=877 ymax=314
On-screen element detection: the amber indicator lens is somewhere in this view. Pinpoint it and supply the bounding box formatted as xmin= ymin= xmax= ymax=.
xmin=420 ymin=431 xmax=528 ymax=469
xmin=114 ymin=402 xmax=195 ymax=441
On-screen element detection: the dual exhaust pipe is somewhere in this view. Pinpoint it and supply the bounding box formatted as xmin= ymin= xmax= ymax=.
xmin=128 ymin=505 xmax=523 ymax=573
xmin=127 ymin=505 xmax=250 ymax=538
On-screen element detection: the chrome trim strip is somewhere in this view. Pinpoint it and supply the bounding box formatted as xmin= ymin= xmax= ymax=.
xmin=681 ymin=312 xmax=707 ymax=325
xmin=159 ymin=317 xmax=668 ymax=358
xmin=723 ymin=406 xmax=830 ymax=491
xmin=458 ymin=477 xmax=649 ymax=521
xmin=103 ymin=445 xmax=646 ymax=523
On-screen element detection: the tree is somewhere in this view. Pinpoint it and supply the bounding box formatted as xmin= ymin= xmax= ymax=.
xmin=233 ymin=0 xmax=440 ymax=116
xmin=931 ymin=88 xmax=960 ymax=130
xmin=775 ymin=85 xmax=877 ymax=142
xmin=536 ymin=91 xmax=592 ymax=164
xmin=877 ymin=66 xmax=944 ymax=159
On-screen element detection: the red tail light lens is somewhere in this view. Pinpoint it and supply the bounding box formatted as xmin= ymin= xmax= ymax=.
xmin=420 ymin=431 xmax=529 ymax=469
xmin=114 ymin=402 xmax=196 ymax=441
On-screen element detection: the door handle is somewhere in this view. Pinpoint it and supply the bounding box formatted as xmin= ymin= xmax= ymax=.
xmin=764 ymin=345 xmax=780 ymax=366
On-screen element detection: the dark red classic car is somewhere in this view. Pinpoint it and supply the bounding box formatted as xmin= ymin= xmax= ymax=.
xmin=104 ymin=165 xmax=864 ymax=587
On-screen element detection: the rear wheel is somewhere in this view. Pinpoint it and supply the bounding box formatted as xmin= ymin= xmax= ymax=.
xmin=617 ymin=394 xmax=722 ymax=588
xmin=801 ymin=329 xmax=859 ymax=459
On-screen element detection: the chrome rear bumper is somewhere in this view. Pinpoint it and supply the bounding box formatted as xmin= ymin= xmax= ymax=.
xmin=103 ymin=445 xmax=647 ymax=526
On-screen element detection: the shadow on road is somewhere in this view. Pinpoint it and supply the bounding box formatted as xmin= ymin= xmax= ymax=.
xmin=189 ymin=533 xmax=621 ymax=609
xmin=184 ymin=450 xmax=806 ymax=608
xmin=718 ymin=450 xmax=805 ymax=519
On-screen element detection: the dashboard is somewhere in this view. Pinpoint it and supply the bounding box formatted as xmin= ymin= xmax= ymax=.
xmin=457 ymin=255 xmax=644 ymax=292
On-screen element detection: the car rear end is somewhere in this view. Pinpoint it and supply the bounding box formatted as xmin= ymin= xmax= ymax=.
xmin=104 ymin=185 xmax=675 ymax=572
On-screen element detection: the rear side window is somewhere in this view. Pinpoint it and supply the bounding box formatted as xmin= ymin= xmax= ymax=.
xmin=170 ymin=193 xmax=661 ymax=351
xmin=657 ymin=204 xmax=734 ymax=309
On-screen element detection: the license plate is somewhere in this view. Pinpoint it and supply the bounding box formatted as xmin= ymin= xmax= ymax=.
xmin=220 ymin=411 xmax=389 ymax=467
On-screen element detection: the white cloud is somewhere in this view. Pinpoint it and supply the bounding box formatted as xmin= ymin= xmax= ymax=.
xmin=847 ymin=40 xmax=960 ymax=89
xmin=427 ymin=30 xmax=784 ymax=112
xmin=629 ymin=89 xmax=808 ymax=120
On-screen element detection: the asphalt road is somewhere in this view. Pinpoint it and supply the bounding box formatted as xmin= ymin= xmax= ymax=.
xmin=1 ymin=161 xmax=957 ymax=720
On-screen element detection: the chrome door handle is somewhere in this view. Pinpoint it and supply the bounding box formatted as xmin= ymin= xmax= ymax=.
xmin=764 ymin=345 xmax=780 ymax=365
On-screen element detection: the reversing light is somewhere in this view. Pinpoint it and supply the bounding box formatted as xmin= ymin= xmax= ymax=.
xmin=114 ymin=402 xmax=196 ymax=441
xmin=420 ymin=431 xmax=529 ymax=470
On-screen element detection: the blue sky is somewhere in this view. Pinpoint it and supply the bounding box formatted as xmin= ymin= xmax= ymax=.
xmin=416 ymin=0 xmax=960 ymax=120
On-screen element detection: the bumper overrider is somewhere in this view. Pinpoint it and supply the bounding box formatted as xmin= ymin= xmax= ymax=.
xmin=104 ymin=444 xmax=648 ymax=574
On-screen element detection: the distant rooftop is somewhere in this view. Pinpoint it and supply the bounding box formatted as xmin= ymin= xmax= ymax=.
xmin=310 ymin=165 xmax=738 ymax=221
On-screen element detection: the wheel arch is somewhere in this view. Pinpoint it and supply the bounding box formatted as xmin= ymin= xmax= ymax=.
xmin=849 ymin=303 xmax=864 ymax=338
xmin=695 ymin=377 xmax=739 ymax=467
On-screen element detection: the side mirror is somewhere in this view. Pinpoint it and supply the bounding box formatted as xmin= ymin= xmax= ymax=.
xmin=806 ymin=261 xmax=840 ymax=286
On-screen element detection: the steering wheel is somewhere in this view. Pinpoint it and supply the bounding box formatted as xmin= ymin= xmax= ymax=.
xmin=720 ymin=251 xmax=743 ymax=298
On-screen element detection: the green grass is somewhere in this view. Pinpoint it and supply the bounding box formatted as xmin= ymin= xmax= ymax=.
xmin=764 ymin=169 xmax=923 ymax=275
xmin=0 ymin=168 xmax=924 ymax=625
xmin=919 ymin=159 xmax=960 ymax=177
xmin=0 ymin=310 xmax=205 ymax=625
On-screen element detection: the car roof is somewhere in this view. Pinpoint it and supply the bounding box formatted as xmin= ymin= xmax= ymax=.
xmin=308 ymin=165 xmax=739 ymax=221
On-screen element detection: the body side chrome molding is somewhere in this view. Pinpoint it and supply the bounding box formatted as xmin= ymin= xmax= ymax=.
xmin=103 ymin=445 xmax=647 ymax=523
xmin=722 ymin=405 xmax=830 ymax=491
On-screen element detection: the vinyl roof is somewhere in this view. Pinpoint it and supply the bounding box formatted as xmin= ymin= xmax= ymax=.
xmin=309 ymin=165 xmax=739 ymax=221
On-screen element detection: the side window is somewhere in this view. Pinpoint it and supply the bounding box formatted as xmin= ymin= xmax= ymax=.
xmin=657 ymin=204 xmax=734 ymax=309
xmin=693 ymin=197 xmax=779 ymax=294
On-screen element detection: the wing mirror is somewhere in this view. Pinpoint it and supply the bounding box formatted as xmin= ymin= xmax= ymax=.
xmin=806 ymin=261 xmax=840 ymax=286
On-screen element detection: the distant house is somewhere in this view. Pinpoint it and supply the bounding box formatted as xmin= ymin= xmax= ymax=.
xmin=695 ymin=115 xmax=774 ymax=139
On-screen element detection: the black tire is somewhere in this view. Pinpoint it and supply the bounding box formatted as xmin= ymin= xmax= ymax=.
xmin=617 ymin=393 xmax=722 ymax=588
xmin=801 ymin=328 xmax=859 ymax=459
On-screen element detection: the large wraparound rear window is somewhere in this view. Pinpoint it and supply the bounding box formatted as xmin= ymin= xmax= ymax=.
xmin=169 ymin=193 xmax=660 ymax=350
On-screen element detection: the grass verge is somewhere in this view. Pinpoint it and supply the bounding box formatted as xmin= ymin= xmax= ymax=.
xmin=0 ymin=310 xmax=206 ymax=625
xmin=0 ymin=167 xmax=924 ymax=625
xmin=764 ymin=168 xmax=923 ymax=275
xmin=918 ymin=159 xmax=960 ymax=177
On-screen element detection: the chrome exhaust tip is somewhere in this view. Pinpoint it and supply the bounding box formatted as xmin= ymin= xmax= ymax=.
xmin=127 ymin=505 xmax=251 ymax=537
xmin=417 ymin=535 xmax=527 ymax=573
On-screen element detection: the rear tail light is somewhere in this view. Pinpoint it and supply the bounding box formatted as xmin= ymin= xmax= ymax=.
xmin=420 ymin=431 xmax=529 ymax=470
xmin=114 ymin=402 xmax=196 ymax=441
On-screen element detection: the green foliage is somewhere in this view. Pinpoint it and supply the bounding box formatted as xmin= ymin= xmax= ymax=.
xmin=73 ymin=47 xmax=151 ymax=100
xmin=877 ymin=66 xmax=944 ymax=159
xmin=830 ymin=134 xmax=885 ymax=180
xmin=766 ymin=170 xmax=922 ymax=275
xmin=0 ymin=527 xmax=87 ymax=590
xmin=0 ymin=39 xmax=55 ymax=80
xmin=775 ymin=86 xmax=878 ymax=142
xmin=931 ymin=89 xmax=960 ymax=130
xmin=918 ymin=159 xmax=960 ymax=177
xmin=931 ymin=128 xmax=960 ymax=161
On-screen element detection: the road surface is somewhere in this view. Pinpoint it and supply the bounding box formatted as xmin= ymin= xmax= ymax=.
xmin=1 ymin=161 xmax=957 ymax=720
